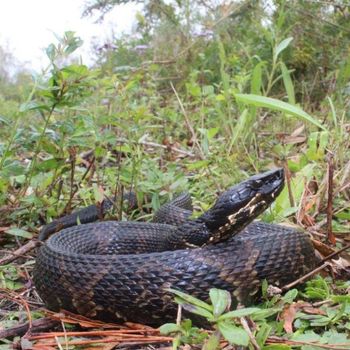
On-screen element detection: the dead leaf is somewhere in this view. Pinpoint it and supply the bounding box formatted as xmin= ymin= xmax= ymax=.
xmin=280 ymin=303 xmax=297 ymax=334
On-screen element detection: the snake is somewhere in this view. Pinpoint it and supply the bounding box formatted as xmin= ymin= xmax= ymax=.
xmin=33 ymin=168 xmax=317 ymax=326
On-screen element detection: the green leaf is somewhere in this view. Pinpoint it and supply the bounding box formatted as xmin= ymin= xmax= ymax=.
xmin=36 ymin=158 xmax=64 ymax=172
xmin=202 ymin=331 xmax=221 ymax=350
xmin=251 ymin=61 xmax=264 ymax=95
xmin=251 ymin=308 xmax=282 ymax=321
xmin=234 ymin=94 xmax=326 ymax=130
xmin=263 ymin=345 xmax=291 ymax=350
xmin=167 ymin=289 xmax=213 ymax=312
xmin=274 ymin=37 xmax=293 ymax=61
xmin=0 ymin=115 xmax=10 ymax=125
xmin=19 ymin=101 xmax=51 ymax=112
xmin=282 ymin=289 xmax=298 ymax=304
xmin=5 ymin=228 xmax=33 ymax=239
xmin=186 ymin=160 xmax=210 ymax=170
xmin=159 ymin=323 xmax=180 ymax=335
xmin=209 ymin=289 xmax=231 ymax=317
xmin=218 ymin=322 xmax=250 ymax=346
xmin=174 ymin=298 xmax=213 ymax=319
xmin=292 ymin=331 xmax=321 ymax=342
xmin=280 ymin=62 xmax=295 ymax=105
xmin=256 ymin=323 xmax=272 ymax=347
xmin=218 ymin=307 xmax=261 ymax=321
xmin=46 ymin=43 xmax=56 ymax=61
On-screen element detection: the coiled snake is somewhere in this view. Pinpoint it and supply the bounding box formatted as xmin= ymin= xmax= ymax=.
xmin=33 ymin=169 xmax=316 ymax=325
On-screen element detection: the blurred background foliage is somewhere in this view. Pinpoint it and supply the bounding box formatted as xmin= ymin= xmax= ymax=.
xmin=0 ymin=0 xmax=349 ymax=236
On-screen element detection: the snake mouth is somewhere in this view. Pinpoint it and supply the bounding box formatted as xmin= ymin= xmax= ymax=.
xmin=202 ymin=168 xmax=285 ymax=243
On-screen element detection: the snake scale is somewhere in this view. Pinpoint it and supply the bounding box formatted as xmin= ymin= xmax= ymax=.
xmin=33 ymin=169 xmax=317 ymax=325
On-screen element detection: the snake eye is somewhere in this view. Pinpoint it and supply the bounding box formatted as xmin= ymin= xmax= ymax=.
xmin=251 ymin=179 xmax=262 ymax=189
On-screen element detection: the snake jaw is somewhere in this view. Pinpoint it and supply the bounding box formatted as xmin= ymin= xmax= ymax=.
xmin=199 ymin=168 xmax=284 ymax=243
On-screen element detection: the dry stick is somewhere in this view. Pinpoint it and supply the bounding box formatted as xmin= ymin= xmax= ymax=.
xmin=326 ymin=152 xmax=336 ymax=245
xmin=319 ymin=242 xmax=350 ymax=264
xmin=61 ymin=156 xmax=96 ymax=215
xmin=170 ymin=82 xmax=205 ymax=160
xmin=139 ymin=140 xmax=195 ymax=158
xmin=0 ymin=239 xmax=40 ymax=266
xmin=0 ymin=292 xmax=33 ymax=337
xmin=0 ymin=317 xmax=59 ymax=339
xmin=176 ymin=305 xmax=182 ymax=326
xmin=240 ymin=317 xmax=260 ymax=350
xmin=281 ymin=263 xmax=330 ymax=291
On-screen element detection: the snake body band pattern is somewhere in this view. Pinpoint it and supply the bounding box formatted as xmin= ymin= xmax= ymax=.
xmin=33 ymin=169 xmax=316 ymax=325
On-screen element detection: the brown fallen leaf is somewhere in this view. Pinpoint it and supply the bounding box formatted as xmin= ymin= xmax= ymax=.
xmin=280 ymin=303 xmax=297 ymax=334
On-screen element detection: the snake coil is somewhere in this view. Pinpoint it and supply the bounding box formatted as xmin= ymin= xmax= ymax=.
xmin=33 ymin=169 xmax=316 ymax=325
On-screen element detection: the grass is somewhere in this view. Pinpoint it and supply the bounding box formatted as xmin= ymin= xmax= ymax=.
xmin=0 ymin=21 xmax=349 ymax=349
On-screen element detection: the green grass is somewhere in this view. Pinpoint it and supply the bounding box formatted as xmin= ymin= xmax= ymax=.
xmin=0 ymin=10 xmax=349 ymax=348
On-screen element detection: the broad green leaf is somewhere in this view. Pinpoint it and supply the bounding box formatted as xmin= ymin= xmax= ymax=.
xmin=218 ymin=307 xmax=261 ymax=320
xmin=234 ymin=94 xmax=326 ymax=130
xmin=36 ymin=158 xmax=64 ymax=172
xmin=46 ymin=43 xmax=56 ymax=61
xmin=280 ymin=62 xmax=295 ymax=105
xmin=292 ymin=331 xmax=321 ymax=342
xmin=174 ymin=298 xmax=213 ymax=319
xmin=251 ymin=307 xmax=282 ymax=321
xmin=159 ymin=323 xmax=180 ymax=335
xmin=274 ymin=37 xmax=293 ymax=61
xmin=322 ymin=330 xmax=349 ymax=344
xmin=218 ymin=322 xmax=249 ymax=346
xmin=282 ymin=289 xmax=298 ymax=304
xmin=19 ymin=101 xmax=51 ymax=112
xmin=167 ymin=289 xmax=212 ymax=312
xmin=5 ymin=228 xmax=33 ymax=239
xmin=209 ymin=289 xmax=231 ymax=317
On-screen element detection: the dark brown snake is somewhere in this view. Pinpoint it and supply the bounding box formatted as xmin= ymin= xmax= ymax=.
xmin=33 ymin=169 xmax=317 ymax=326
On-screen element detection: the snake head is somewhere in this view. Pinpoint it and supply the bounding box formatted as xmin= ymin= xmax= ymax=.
xmin=201 ymin=168 xmax=285 ymax=243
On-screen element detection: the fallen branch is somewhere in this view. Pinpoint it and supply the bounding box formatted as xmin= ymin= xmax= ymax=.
xmin=240 ymin=317 xmax=260 ymax=350
xmin=320 ymin=242 xmax=350 ymax=263
xmin=281 ymin=263 xmax=330 ymax=291
xmin=0 ymin=317 xmax=59 ymax=339
xmin=0 ymin=239 xmax=40 ymax=265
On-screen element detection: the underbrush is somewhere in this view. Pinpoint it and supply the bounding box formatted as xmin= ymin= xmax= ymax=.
xmin=0 ymin=6 xmax=349 ymax=348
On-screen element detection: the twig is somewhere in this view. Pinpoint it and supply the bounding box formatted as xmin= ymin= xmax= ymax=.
xmin=0 ymin=317 xmax=59 ymax=339
xmin=320 ymin=243 xmax=350 ymax=263
xmin=240 ymin=317 xmax=260 ymax=350
xmin=326 ymin=152 xmax=336 ymax=244
xmin=281 ymin=262 xmax=330 ymax=291
xmin=139 ymin=140 xmax=195 ymax=158
xmin=0 ymin=291 xmax=33 ymax=336
xmin=62 ymin=155 xmax=96 ymax=215
xmin=0 ymin=239 xmax=40 ymax=265
xmin=176 ymin=305 xmax=182 ymax=326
